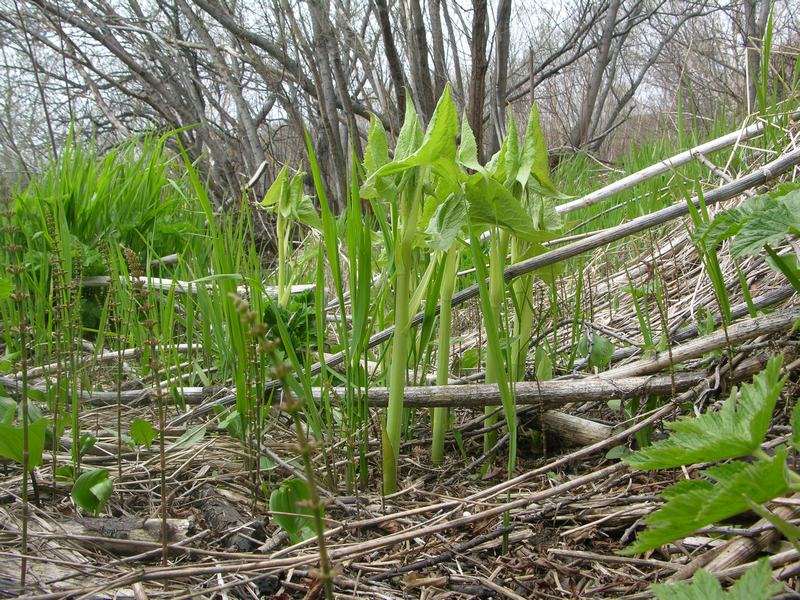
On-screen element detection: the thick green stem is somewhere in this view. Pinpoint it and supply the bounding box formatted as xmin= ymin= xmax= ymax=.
xmin=431 ymin=248 xmax=459 ymax=465
xmin=277 ymin=214 xmax=289 ymax=307
xmin=510 ymin=238 xmax=534 ymax=382
xmin=383 ymin=178 xmax=421 ymax=494
xmin=483 ymin=230 xmax=509 ymax=460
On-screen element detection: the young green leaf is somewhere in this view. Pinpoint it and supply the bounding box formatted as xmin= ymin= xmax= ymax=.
xmin=369 ymin=86 xmax=458 ymax=180
xmin=498 ymin=111 xmax=520 ymax=186
xmin=792 ymin=400 xmax=800 ymax=452
xmin=269 ymin=478 xmax=315 ymax=544
xmin=259 ymin=165 xmax=288 ymax=208
xmin=130 ymin=418 xmax=157 ymax=447
xmin=465 ymin=173 xmax=557 ymax=243
xmin=171 ymin=424 xmax=206 ymax=450
xmin=0 ymin=418 xmax=48 ymax=470
xmin=457 ymin=114 xmax=482 ymax=172
xmin=72 ymin=468 xmax=114 ymax=514
xmin=517 ymin=103 xmax=557 ymax=193
xmin=394 ymin=92 xmax=422 ymax=161
xmin=589 ymin=334 xmax=615 ymax=370
xmin=731 ymin=202 xmax=797 ymax=258
xmin=364 ymin=114 xmax=389 ymax=176
xmin=625 ymin=356 xmax=786 ymax=469
xmin=651 ymin=558 xmax=781 ymax=600
xmin=623 ymin=451 xmax=789 ymax=554
xmin=0 ymin=396 xmax=15 ymax=425
xmin=425 ymin=193 xmax=467 ymax=252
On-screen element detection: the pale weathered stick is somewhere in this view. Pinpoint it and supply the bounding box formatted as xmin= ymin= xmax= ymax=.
xmin=601 ymin=308 xmax=800 ymax=379
xmin=554 ymin=112 xmax=798 ymax=215
xmin=319 ymin=371 xmax=703 ymax=408
xmin=82 ymin=275 xmax=314 ymax=297
xmin=542 ymin=411 xmax=614 ymax=446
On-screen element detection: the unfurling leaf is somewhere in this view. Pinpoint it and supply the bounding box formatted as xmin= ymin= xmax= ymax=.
xmin=518 ymin=103 xmax=556 ymax=193
xmin=457 ymin=114 xmax=482 ymax=172
xmin=364 ymin=114 xmax=389 ymax=176
xmin=130 ymin=418 xmax=157 ymax=447
xmin=269 ymin=478 xmax=315 ymax=544
xmin=426 ymin=194 xmax=467 ymax=252
xmin=72 ymin=468 xmax=114 ymax=514
xmin=259 ymin=165 xmax=288 ymax=208
xmin=0 ymin=418 xmax=48 ymax=471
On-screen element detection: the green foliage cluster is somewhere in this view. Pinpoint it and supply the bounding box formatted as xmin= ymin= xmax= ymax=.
xmin=695 ymin=183 xmax=800 ymax=291
xmin=12 ymin=133 xmax=203 ymax=276
xmin=623 ymin=356 xmax=799 ymax=556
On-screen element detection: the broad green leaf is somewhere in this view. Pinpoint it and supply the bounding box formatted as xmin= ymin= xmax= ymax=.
xmin=518 ymin=103 xmax=556 ymax=192
xmin=460 ymin=347 xmax=479 ymax=370
xmin=130 ymin=418 xmax=157 ymax=447
xmin=589 ymin=334 xmax=615 ymax=369
xmin=625 ymin=356 xmax=786 ymax=469
xmin=766 ymin=252 xmax=800 ymax=281
xmin=792 ymin=399 xmax=800 ymax=452
xmin=394 ymin=92 xmax=422 ymax=161
xmin=364 ymin=114 xmax=389 ymax=176
xmin=369 ymin=86 xmax=458 ymax=180
xmin=294 ymin=194 xmax=322 ymax=230
xmin=79 ymin=432 xmax=97 ymax=457
xmin=72 ymin=468 xmax=113 ymax=514
xmin=731 ymin=203 xmax=795 ymax=258
xmin=465 ymin=173 xmax=557 ymax=243
xmin=259 ymin=165 xmax=288 ymax=208
xmin=426 ymin=193 xmax=467 ymax=252
xmin=172 ymin=424 xmax=206 ymax=450
xmin=457 ymin=114 xmax=482 ymax=172
xmin=623 ymin=451 xmax=788 ymax=554
xmin=652 ymin=568 xmax=724 ymax=599
xmin=530 ymin=193 xmax=562 ymax=231
xmin=651 ymin=558 xmax=780 ymax=600
xmin=0 ymin=418 xmax=48 ymax=470
xmin=499 ymin=111 xmax=520 ymax=186
xmin=269 ymin=478 xmax=315 ymax=544
xmin=0 ymin=396 xmax=15 ymax=425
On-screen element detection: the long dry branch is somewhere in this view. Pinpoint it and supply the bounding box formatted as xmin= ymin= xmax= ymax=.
xmin=554 ymin=111 xmax=800 ymax=215
xmin=319 ymin=371 xmax=703 ymax=408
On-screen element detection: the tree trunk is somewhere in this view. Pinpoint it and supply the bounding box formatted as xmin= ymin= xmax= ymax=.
xmin=373 ymin=0 xmax=406 ymax=127
xmin=428 ymin=0 xmax=447 ymax=98
xmin=569 ymin=0 xmax=620 ymax=148
xmin=488 ymin=0 xmax=512 ymax=155
xmin=408 ymin=0 xmax=435 ymax=122
xmin=467 ymin=0 xmax=489 ymax=163
xmin=742 ymin=0 xmax=771 ymax=112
